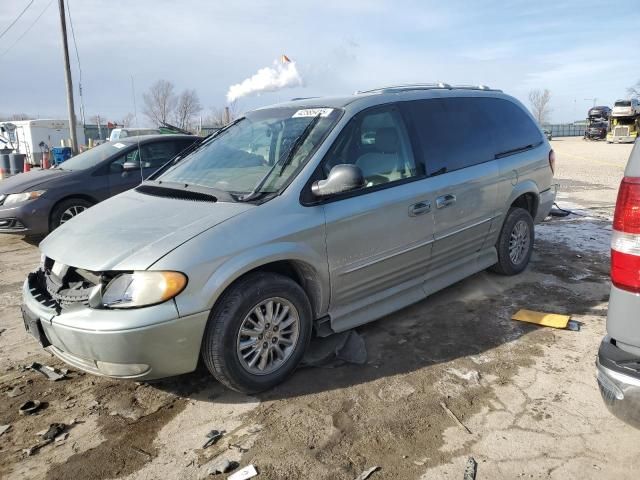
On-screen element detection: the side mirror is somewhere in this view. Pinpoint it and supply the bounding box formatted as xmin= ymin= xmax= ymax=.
xmin=122 ymin=162 xmax=138 ymax=172
xmin=311 ymin=164 xmax=364 ymax=198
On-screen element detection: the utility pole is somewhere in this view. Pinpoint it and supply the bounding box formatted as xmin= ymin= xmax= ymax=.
xmin=584 ymin=98 xmax=597 ymax=107
xmin=57 ymin=0 xmax=78 ymax=153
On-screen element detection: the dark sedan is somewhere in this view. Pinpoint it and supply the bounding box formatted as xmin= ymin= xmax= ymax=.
xmin=0 ymin=134 xmax=200 ymax=235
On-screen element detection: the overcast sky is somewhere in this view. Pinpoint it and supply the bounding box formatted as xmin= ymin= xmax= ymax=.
xmin=1 ymin=0 xmax=639 ymax=125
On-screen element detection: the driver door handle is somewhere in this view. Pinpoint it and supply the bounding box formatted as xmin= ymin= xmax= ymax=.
xmin=409 ymin=201 xmax=431 ymax=216
xmin=436 ymin=194 xmax=456 ymax=209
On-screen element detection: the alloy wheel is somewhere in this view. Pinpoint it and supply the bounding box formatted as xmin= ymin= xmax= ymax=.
xmin=236 ymin=297 xmax=300 ymax=375
xmin=509 ymin=219 xmax=530 ymax=264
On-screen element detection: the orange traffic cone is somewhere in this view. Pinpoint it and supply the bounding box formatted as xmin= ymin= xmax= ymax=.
xmin=23 ymin=157 xmax=30 ymax=173
xmin=41 ymin=151 xmax=50 ymax=169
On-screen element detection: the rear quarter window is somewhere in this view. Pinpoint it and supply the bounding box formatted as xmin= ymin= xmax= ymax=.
xmin=478 ymin=98 xmax=543 ymax=155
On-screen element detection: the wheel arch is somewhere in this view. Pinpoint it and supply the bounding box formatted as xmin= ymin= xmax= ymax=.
xmin=198 ymin=244 xmax=330 ymax=323
xmin=49 ymin=194 xmax=99 ymax=230
xmin=507 ymin=181 xmax=540 ymax=219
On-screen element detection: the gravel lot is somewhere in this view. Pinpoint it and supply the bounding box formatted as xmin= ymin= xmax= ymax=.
xmin=0 ymin=137 xmax=638 ymax=479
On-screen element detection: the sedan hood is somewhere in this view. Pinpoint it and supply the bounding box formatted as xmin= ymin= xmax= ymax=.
xmin=40 ymin=188 xmax=254 ymax=271
xmin=0 ymin=169 xmax=71 ymax=195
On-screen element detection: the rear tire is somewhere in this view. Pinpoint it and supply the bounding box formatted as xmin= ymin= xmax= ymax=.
xmin=490 ymin=207 xmax=534 ymax=276
xmin=201 ymin=272 xmax=312 ymax=394
xmin=50 ymin=198 xmax=93 ymax=231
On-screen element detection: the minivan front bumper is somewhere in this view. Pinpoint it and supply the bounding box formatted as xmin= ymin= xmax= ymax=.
xmin=21 ymin=275 xmax=209 ymax=380
xmin=596 ymin=337 xmax=640 ymax=429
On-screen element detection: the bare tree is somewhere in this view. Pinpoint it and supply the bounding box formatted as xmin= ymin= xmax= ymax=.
xmin=629 ymin=80 xmax=640 ymax=99
xmin=142 ymin=80 xmax=177 ymax=125
xmin=121 ymin=113 xmax=135 ymax=127
xmin=528 ymin=89 xmax=552 ymax=125
xmin=0 ymin=113 xmax=34 ymax=121
xmin=174 ymin=89 xmax=202 ymax=130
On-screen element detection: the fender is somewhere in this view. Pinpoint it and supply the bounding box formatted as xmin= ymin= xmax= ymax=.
xmin=174 ymin=241 xmax=330 ymax=319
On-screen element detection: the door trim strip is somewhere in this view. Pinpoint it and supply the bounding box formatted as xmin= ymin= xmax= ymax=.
xmin=341 ymin=237 xmax=435 ymax=275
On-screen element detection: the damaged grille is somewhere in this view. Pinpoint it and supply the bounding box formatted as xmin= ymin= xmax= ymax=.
xmin=29 ymin=259 xmax=104 ymax=311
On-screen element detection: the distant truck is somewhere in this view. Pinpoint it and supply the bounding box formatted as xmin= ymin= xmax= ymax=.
xmin=585 ymin=105 xmax=611 ymax=141
xmin=0 ymin=119 xmax=85 ymax=166
xmin=608 ymin=100 xmax=640 ymax=144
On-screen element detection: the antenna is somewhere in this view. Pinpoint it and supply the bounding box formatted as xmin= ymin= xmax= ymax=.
xmin=130 ymin=75 xmax=144 ymax=183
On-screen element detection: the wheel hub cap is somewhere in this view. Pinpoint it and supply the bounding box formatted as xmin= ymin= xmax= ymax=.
xmin=60 ymin=205 xmax=87 ymax=225
xmin=236 ymin=297 xmax=300 ymax=375
xmin=509 ymin=219 xmax=530 ymax=265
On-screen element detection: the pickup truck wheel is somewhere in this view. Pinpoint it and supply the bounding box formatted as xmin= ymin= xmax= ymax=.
xmin=201 ymin=272 xmax=312 ymax=394
xmin=50 ymin=198 xmax=93 ymax=231
xmin=490 ymin=207 xmax=534 ymax=276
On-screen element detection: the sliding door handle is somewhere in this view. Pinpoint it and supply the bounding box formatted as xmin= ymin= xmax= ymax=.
xmin=436 ymin=194 xmax=456 ymax=209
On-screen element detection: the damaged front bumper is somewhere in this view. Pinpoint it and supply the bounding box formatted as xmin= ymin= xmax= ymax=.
xmin=21 ymin=270 xmax=209 ymax=380
xmin=596 ymin=337 xmax=640 ymax=429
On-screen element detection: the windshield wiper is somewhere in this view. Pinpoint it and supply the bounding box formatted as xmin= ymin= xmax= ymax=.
xmin=240 ymin=115 xmax=321 ymax=202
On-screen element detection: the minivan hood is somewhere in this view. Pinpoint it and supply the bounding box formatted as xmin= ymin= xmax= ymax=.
xmin=0 ymin=169 xmax=70 ymax=195
xmin=40 ymin=189 xmax=254 ymax=271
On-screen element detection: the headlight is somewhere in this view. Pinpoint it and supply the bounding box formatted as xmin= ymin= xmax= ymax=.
xmin=4 ymin=190 xmax=46 ymax=206
xmin=102 ymin=271 xmax=187 ymax=309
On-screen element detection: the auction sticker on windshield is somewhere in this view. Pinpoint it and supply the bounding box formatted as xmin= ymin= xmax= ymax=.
xmin=112 ymin=143 xmax=126 ymax=149
xmin=292 ymin=108 xmax=334 ymax=118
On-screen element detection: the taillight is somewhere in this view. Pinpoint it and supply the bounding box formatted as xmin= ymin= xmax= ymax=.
xmin=613 ymin=177 xmax=640 ymax=234
xmin=611 ymin=177 xmax=640 ymax=293
xmin=548 ymin=149 xmax=555 ymax=175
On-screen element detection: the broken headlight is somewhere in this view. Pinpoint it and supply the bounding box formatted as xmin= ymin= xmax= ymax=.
xmin=101 ymin=271 xmax=187 ymax=309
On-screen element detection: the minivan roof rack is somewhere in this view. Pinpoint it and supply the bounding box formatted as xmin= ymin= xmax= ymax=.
xmin=355 ymin=83 xmax=502 ymax=95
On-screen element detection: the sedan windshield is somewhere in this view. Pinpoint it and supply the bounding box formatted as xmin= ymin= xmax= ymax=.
xmin=156 ymin=107 xmax=342 ymax=197
xmin=55 ymin=142 xmax=124 ymax=171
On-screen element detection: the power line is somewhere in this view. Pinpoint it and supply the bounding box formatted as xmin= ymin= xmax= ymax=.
xmin=65 ymin=0 xmax=85 ymax=125
xmin=0 ymin=0 xmax=35 ymax=41
xmin=0 ymin=0 xmax=53 ymax=59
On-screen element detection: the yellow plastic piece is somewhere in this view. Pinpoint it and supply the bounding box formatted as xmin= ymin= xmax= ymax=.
xmin=511 ymin=309 xmax=571 ymax=329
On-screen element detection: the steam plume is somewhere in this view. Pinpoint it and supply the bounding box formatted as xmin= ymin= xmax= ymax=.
xmin=227 ymin=58 xmax=303 ymax=103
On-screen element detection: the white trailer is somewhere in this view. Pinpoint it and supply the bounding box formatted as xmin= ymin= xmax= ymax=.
xmin=0 ymin=119 xmax=85 ymax=166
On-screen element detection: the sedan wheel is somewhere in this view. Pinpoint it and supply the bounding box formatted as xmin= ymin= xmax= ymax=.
xmin=59 ymin=205 xmax=87 ymax=225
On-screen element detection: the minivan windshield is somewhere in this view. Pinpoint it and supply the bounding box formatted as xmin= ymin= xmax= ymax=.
xmin=156 ymin=107 xmax=342 ymax=198
xmin=55 ymin=141 xmax=123 ymax=171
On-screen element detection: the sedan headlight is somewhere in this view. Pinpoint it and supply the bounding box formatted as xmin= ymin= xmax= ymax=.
xmin=4 ymin=190 xmax=46 ymax=205
xmin=102 ymin=271 xmax=187 ymax=309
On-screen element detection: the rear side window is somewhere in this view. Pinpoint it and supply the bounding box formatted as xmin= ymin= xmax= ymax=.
xmin=401 ymin=97 xmax=542 ymax=175
xmin=479 ymin=98 xmax=543 ymax=156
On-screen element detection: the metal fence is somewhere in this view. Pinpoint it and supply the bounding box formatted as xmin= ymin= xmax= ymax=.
xmin=544 ymin=124 xmax=586 ymax=137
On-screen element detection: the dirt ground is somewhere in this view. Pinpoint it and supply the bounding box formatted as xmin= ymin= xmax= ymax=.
xmin=1 ymin=137 xmax=639 ymax=479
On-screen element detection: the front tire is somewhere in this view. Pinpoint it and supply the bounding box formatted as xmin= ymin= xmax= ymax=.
xmin=50 ymin=198 xmax=93 ymax=231
xmin=490 ymin=207 xmax=534 ymax=276
xmin=201 ymin=272 xmax=312 ymax=394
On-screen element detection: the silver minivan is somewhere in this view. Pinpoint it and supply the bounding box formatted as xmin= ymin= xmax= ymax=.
xmin=22 ymin=85 xmax=556 ymax=393
xmin=597 ymin=140 xmax=640 ymax=427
